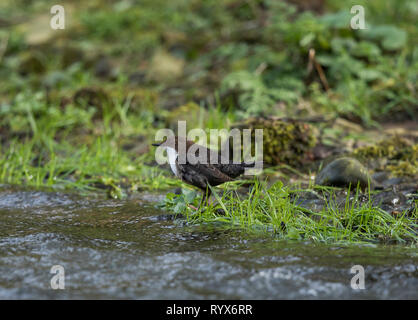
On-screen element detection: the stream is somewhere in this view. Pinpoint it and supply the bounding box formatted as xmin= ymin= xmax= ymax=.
xmin=0 ymin=187 xmax=417 ymax=299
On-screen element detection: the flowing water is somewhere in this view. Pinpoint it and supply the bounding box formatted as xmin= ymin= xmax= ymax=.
xmin=0 ymin=186 xmax=417 ymax=299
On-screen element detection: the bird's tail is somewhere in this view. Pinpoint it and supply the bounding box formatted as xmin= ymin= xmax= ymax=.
xmin=242 ymin=160 xmax=264 ymax=168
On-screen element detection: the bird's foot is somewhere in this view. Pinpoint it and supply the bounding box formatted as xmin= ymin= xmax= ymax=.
xmin=187 ymin=204 xmax=208 ymax=213
xmin=187 ymin=204 xmax=198 ymax=211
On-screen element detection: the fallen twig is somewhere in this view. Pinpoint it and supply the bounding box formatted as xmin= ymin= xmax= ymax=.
xmin=308 ymin=48 xmax=329 ymax=91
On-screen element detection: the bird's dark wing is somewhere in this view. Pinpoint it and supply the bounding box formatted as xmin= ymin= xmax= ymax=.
xmin=214 ymin=163 xmax=246 ymax=178
xmin=202 ymin=148 xmax=247 ymax=179
xmin=177 ymin=144 xmax=255 ymax=189
xmin=177 ymin=161 xmax=234 ymax=189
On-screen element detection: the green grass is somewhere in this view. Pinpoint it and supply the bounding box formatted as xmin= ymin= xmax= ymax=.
xmin=162 ymin=180 xmax=418 ymax=245
xmin=0 ymin=136 xmax=174 ymax=194
xmin=0 ymin=90 xmax=184 ymax=195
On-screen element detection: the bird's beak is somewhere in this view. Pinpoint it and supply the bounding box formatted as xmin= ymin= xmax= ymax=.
xmin=152 ymin=142 xmax=161 ymax=147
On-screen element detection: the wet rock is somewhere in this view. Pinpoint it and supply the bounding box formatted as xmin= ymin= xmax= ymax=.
xmin=381 ymin=192 xmax=406 ymax=206
xmin=315 ymin=157 xmax=375 ymax=189
xmin=372 ymin=190 xmax=409 ymax=214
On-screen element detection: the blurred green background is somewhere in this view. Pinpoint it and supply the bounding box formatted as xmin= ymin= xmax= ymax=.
xmin=0 ymin=0 xmax=417 ymax=193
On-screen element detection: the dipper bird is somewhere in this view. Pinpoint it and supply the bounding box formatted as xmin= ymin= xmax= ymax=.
xmin=152 ymin=136 xmax=255 ymax=209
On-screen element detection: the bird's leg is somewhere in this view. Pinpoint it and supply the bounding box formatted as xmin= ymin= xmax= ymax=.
xmin=197 ymin=191 xmax=207 ymax=211
xmin=197 ymin=186 xmax=211 ymax=211
xmin=186 ymin=194 xmax=204 ymax=212
xmin=187 ymin=204 xmax=198 ymax=210
xmin=187 ymin=187 xmax=211 ymax=212
xmin=205 ymin=187 xmax=212 ymax=207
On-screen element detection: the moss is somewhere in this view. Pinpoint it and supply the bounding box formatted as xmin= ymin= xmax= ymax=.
xmin=353 ymin=136 xmax=412 ymax=159
xmin=386 ymin=161 xmax=417 ymax=177
xmin=231 ymin=117 xmax=317 ymax=166
xmin=400 ymin=144 xmax=418 ymax=162
xmin=353 ymin=136 xmax=417 ymax=177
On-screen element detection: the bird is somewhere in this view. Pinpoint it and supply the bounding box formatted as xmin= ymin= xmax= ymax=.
xmin=152 ymin=136 xmax=256 ymax=210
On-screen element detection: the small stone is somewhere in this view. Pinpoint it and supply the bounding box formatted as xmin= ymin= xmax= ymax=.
xmin=315 ymin=157 xmax=375 ymax=189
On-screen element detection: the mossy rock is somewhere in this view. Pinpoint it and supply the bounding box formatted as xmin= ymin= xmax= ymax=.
xmin=315 ymin=157 xmax=375 ymax=189
xmin=386 ymin=161 xmax=417 ymax=177
xmin=353 ymin=136 xmax=413 ymax=160
xmin=352 ymin=136 xmax=417 ymax=177
xmin=230 ymin=117 xmax=317 ymax=166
